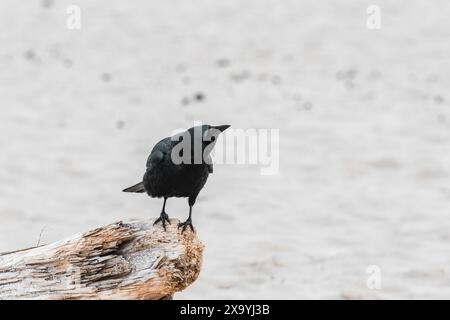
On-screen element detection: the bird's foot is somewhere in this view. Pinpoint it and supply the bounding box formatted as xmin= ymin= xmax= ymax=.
xmin=154 ymin=212 xmax=171 ymax=230
xmin=178 ymin=218 xmax=195 ymax=233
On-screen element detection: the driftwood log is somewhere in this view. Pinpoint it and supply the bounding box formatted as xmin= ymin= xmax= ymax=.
xmin=0 ymin=219 xmax=204 ymax=300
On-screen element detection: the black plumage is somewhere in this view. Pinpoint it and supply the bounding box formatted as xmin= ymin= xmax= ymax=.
xmin=123 ymin=124 xmax=230 ymax=232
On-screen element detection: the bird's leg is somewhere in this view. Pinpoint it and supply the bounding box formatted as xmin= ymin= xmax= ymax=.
xmin=154 ymin=197 xmax=171 ymax=230
xmin=179 ymin=197 xmax=196 ymax=233
xmin=178 ymin=205 xmax=195 ymax=233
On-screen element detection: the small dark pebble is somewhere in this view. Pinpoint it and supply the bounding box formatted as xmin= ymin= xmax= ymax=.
xmin=176 ymin=64 xmax=186 ymax=73
xmin=181 ymin=97 xmax=190 ymax=105
xmin=62 ymin=58 xmax=73 ymax=68
xmin=58 ymin=119 xmax=67 ymax=128
xmin=292 ymin=93 xmax=302 ymax=101
xmin=181 ymin=76 xmax=191 ymax=85
xmin=347 ymin=69 xmax=358 ymax=79
xmin=41 ymin=0 xmax=53 ymax=8
xmin=231 ymin=70 xmax=251 ymax=83
xmin=24 ymin=49 xmax=35 ymax=60
xmin=368 ymin=71 xmax=381 ymax=80
xmin=194 ymin=92 xmax=205 ymax=102
xmin=336 ymin=69 xmax=357 ymax=81
xmin=434 ymin=95 xmax=444 ymax=105
xmin=303 ymin=102 xmax=313 ymax=110
xmin=282 ymin=54 xmax=294 ymax=63
xmin=101 ymin=73 xmax=112 ymax=82
xmin=271 ymin=75 xmax=282 ymax=85
xmin=116 ymin=120 xmax=125 ymax=129
xmin=216 ymin=58 xmax=231 ymax=68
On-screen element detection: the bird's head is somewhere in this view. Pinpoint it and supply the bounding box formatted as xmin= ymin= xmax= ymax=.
xmin=171 ymin=124 xmax=230 ymax=164
xmin=187 ymin=124 xmax=230 ymax=152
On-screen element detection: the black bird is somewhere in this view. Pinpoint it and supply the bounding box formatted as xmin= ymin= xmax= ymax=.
xmin=123 ymin=124 xmax=230 ymax=232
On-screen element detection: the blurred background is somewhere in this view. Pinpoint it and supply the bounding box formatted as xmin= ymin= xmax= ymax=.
xmin=0 ymin=0 xmax=449 ymax=299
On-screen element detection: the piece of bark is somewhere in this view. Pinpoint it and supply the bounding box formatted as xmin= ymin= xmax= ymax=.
xmin=0 ymin=219 xmax=204 ymax=300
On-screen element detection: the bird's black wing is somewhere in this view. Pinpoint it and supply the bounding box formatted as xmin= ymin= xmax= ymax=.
xmin=146 ymin=137 xmax=172 ymax=169
xmin=146 ymin=150 xmax=164 ymax=169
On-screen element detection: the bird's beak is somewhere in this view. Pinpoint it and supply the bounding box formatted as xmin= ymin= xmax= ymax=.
xmin=212 ymin=125 xmax=231 ymax=133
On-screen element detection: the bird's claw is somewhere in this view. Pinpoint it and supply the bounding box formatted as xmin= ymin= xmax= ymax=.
xmin=178 ymin=219 xmax=195 ymax=233
xmin=154 ymin=212 xmax=171 ymax=230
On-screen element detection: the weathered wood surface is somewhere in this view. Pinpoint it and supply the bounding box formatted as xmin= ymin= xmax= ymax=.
xmin=0 ymin=219 xmax=204 ymax=300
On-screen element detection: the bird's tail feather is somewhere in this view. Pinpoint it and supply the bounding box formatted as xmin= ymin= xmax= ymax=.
xmin=123 ymin=182 xmax=146 ymax=193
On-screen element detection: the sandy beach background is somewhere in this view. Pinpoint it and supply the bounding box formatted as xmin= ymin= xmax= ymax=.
xmin=0 ymin=0 xmax=449 ymax=299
